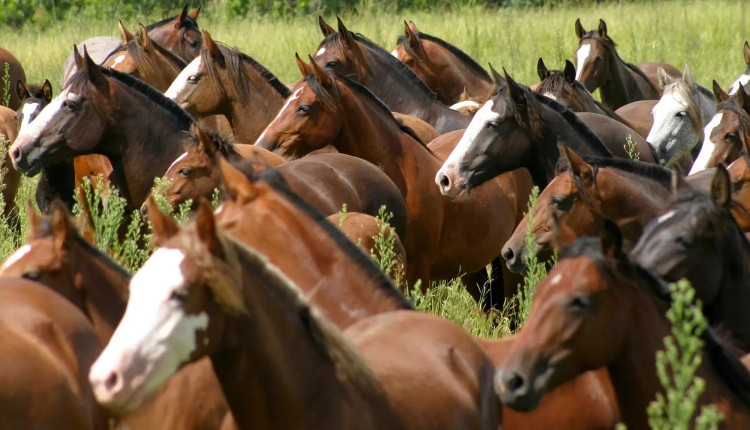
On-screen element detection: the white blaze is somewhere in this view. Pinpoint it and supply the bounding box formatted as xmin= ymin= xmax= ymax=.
xmin=575 ymin=43 xmax=592 ymax=81
xmin=728 ymin=73 xmax=750 ymax=96
xmin=689 ymin=112 xmax=724 ymax=174
xmin=316 ymin=47 xmax=326 ymax=56
xmin=165 ymin=56 xmax=202 ymax=100
xmin=0 ymin=244 xmax=32 ymax=271
xmin=18 ymin=102 xmax=40 ymax=134
xmin=450 ymin=100 xmax=480 ymax=111
xmin=111 ymin=54 xmax=126 ymax=69
xmin=11 ymin=89 xmax=79 ymax=156
xmin=255 ymin=87 xmax=304 ymax=145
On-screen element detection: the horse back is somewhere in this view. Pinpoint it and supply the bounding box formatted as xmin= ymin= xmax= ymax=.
xmin=576 ymin=112 xmax=656 ymax=163
xmin=0 ymin=46 xmax=26 ymax=110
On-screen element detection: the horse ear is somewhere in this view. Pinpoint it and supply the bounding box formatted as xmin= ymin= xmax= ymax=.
xmin=83 ymin=47 xmax=108 ymax=91
xmin=195 ymin=126 xmax=219 ymax=158
xmin=599 ymin=219 xmax=623 ymax=260
xmin=196 ymin=198 xmax=223 ymax=258
xmin=137 ymin=24 xmax=152 ymax=51
xmin=574 ymin=18 xmax=586 ymax=39
xmin=682 ymin=64 xmax=695 ymax=89
xmin=488 ymin=63 xmax=505 ymax=88
xmin=296 ymin=52 xmax=313 ymax=77
xmin=737 ymin=85 xmax=750 ymax=114
xmin=713 ymin=80 xmax=729 ymax=102
xmin=558 ymin=141 xmax=593 ymax=187
xmin=175 ymin=4 xmax=189 ymax=28
xmin=50 ymin=201 xmax=71 ymax=250
xmin=504 ymin=69 xmax=527 ymax=111
xmin=145 ymin=196 xmax=179 ymax=246
xmin=118 ymin=20 xmax=134 ymax=45
xmin=597 ymin=19 xmax=608 ymax=38
xmin=404 ymin=20 xmax=427 ymax=61
xmin=407 ymin=20 xmax=418 ymax=33
xmin=16 ymin=80 xmax=29 ymax=101
xmin=202 ymin=30 xmax=224 ymax=67
xmin=337 ymin=16 xmax=356 ymax=47
xmin=318 ymin=16 xmax=335 ymax=36
xmin=308 ymin=54 xmax=332 ymax=87
xmin=744 ymin=41 xmax=750 ymax=66
xmin=711 ymin=163 xmax=731 ymax=210
xmin=218 ymin=156 xmax=258 ymax=204
xmin=657 ymin=66 xmax=670 ymax=89
xmin=73 ymin=44 xmax=85 ymax=69
xmin=27 ymin=202 xmax=43 ymax=238
xmin=536 ymin=58 xmax=550 ymax=81
xmin=188 ymin=5 xmax=201 ymax=20
xmin=42 ymin=79 xmax=53 ymax=102
xmin=563 ymin=60 xmax=576 ymax=83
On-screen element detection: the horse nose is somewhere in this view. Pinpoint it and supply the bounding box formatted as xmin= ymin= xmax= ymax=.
xmin=435 ymin=164 xmax=463 ymax=198
xmin=139 ymin=203 xmax=149 ymax=219
xmin=10 ymin=146 xmax=21 ymax=165
xmin=502 ymin=369 xmax=528 ymax=397
xmin=91 ymin=369 xmax=124 ymax=403
xmin=502 ymin=246 xmax=516 ymax=266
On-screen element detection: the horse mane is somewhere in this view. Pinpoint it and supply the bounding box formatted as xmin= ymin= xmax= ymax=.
xmin=66 ymin=65 xmax=195 ymax=128
xmin=120 ymin=35 xmax=187 ymax=80
xmin=537 ymin=72 xmax=587 ymax=111
xmin=202 ymin=43 xmax=291 ymax=103
xmin=319 ymin=32 xmax=437 ymax=100
xmin=560 ymin=236 xmax=750 ymax=408
xmin=580 ymin=31 xmax=659 ymax=94
xmin=661 ymin=78 xmax=704 ymax=132
xmin=232 ymin=164 xmax=412 ymax=310
xmin=716 ymin=97 xmax=750 ymax=142
xmin=556 ymin=155 xmax=673 ymax=186
xmin=146 ymin=13 xmax=199 ymax=32
xmin=396 ymin=32 xmax=491 ymax=82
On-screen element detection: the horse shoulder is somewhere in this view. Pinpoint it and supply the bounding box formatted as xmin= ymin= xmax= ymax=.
xmin=576 ymin=112 xmax=656 ymax=162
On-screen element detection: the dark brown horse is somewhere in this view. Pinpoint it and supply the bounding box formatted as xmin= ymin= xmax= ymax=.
xmin=573 ymin=18 xmax=679 ymax=109
xmin=90 ymin=200 xmax=499 ymax=430
xmin=497 ymin=224 xmax=750 ymax=429
xmin=632 ymin=166 xmax=750 ymax=352
xmin=313 ymin=18 xmax=469 ymax=133
xmin=0 ymin=276 xmax=105 ymax=429
xmin=502 ymin=144 xmax=674 ymax=273
xmin=0 ymin=45 xmax=26 ymax=110
xmin=728 ymin=156 xmax=750 ymax=231
xmin=391 ymin=20 xmax=493 ymax=105
xmin=166 ymin=30 xmax=291 ymax=143
xmin=256 ymin=57 xmax=523 ymax=304
xmin=12 ymin=48 xmax=196 ymax=210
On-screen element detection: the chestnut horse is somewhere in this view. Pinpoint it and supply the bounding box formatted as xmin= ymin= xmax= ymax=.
xmin=105 ymin=23 xmax=188 ymax=92
xmin=391 ymin=20 xmax=493 ymax=105
xmin=574 ymin=18 xmax=680 ymax=109
xmin=0 ymin=277 xmax=105 ymax=429
xmin=502 ymin=145 xmax=674 ymax=273
xmin=0 ymin=45 xmax=26 ymax=110
xmin=61 ymin=5 xmax=201 ymax=86
xmin=256 ymin=57 xmax=522 ymax=304
xmin=313 ymin=18 xmax=469 ymax=134
xmin=12 ymin=48 xmax=196 ymax=210
xmin=0 ymin=105 xmax=20 ymax=222
xmin=90 ymin=200 xmax=499 ymax=430
xmin=497 ymin=224 xmax=750 ymax=429
xmin=632 ymin=166 xmax=750 ymax=352
xmin=728 ymin=156 xmax=750 ymax=231
xmin=690 ymin=81 xmax=750 ymax=174
xmin=166 ymin=30 xmax=291 ymax=143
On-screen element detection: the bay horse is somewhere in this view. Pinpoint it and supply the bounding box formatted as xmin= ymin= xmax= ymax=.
xmin=502 ymin=144 xmax=674 ymax=273
xmin=0 ymin=105 xmax=20 ymax=222
xmin=0 ymin=277 xmax=105 ymax=429
xmin=12 ymin=47 xmax=196 ymax=210
xmin=61 ymin=5 xmax=201 ymax=86
xmin=313 ymin=18 xmax=469 ymax=134
xmin=632 ymin=166 xmax=750 ymax=352
xmin=391 ymin=20 xmax=493 ymax=105
xmin=0 ymin=204 xmax=233 ymax=430
xmin=728 ymin=156 xmax=750 ymax=231
xmin=256 ymin=57 xmax=522 ymax=304
xmin=0 ymin=45 xmax=26 ymax=110
xmin=89 ymin=200 xmax=499 ymax=430
xmin=105 ymin=23 xmax=188 ymax=92
xmin=326 ymin=211 xmax=407 ymax=273
xmin=166 ymin=30 xmax=291 ymax=144
xmin=574 ymin=18 xmax=679 ymax=110
xmin=535 ymin=58 xmax=629 ymax=125
xmin=647 ymin=65 xmax=717 ymax=166
xmin=728 ymin=41 xmax=750 ymax=96
xmin=496 ymin=224 xmax=750 ymax=429
xmin=690 ymin=81 xmax=750 ymax=174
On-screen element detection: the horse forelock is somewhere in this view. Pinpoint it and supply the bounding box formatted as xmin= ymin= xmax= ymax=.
xmin=537 ymin=72 xmax=586 ymax=112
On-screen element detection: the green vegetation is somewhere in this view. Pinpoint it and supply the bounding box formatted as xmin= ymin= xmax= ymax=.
xmin=625 ymin=134 xmax=641 ymax=161
xmin=369 ymin=205 xmax=399 ymax=279
xmin=2 ymin=63 xmax=10 ymax=107
xmin=515 ymin=185 xmax=546 ymax=328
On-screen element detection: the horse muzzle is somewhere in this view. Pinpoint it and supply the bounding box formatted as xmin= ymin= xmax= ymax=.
xmin=435 ymin=164 xmax=470 ymax=200
xmin=9 ymin=138 xmax=43 ymax=176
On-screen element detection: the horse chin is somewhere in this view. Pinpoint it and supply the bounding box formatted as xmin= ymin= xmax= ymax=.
xmin=13 ymin=147 xmax=44 ymax=177
xmin=496 ymin=364 xmax=552 ymax=412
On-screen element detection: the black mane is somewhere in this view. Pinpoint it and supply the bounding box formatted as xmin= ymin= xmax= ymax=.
xmin=556 ymin=154 xmax=673 ymax=187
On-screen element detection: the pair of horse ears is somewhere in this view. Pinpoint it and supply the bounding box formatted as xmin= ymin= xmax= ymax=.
xmin=574 ymin=18 xmax=607 ymax=39
xmin=146 ymin=196 xmax=223 ymax=258
xmin=202 ymin=30 xmax=225 ymax=67
xmin=488 ymin=64 xmax=523 ymax=105
xmin=295 ymin=53 xmax=334 ymax=86
xmin=403 ymin=20 xmax=428 ymax=62
xmin=317 ymin=16 xmax=355 ymax=43
xmin=175 ymin=4 xmax=201 ymax=29
xmin=536 ymin=58 xmax=576 ymax=83
xmin=16 ymin=79 xmax=52 ymax=103
xmin=72 ymin=45 xmax=109 ymax=91
xmin=27 ymin=201 xmax=71 ymax=250
xmin=119 ymin=21 xmax=154 ymax=51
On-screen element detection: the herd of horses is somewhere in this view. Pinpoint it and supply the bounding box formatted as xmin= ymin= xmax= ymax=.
xmin=1 ymin=5 xmax=750 ymax=429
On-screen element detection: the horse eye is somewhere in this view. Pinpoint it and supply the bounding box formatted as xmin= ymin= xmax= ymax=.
xmin=178 ymin=168 xmax=191 ymax=177
xmin=726 ymin=132 xmax=737 ymax=140
xmin=187 ymin=38 xmax=199 ymax=48
xmin=297 ymin=105 xmax=311 ymax=114
xmin=187 ymin=75 xmax=200 ymax=84
xmin=676 ymin=111 xmax=687 ymax=117
xmin=23 ymin=271 xmax=41 ymax=281
xmin=170 ymin=289 xmax=189 ymax=302
xmin=325 ymin=61 xmax=338 ymax=69
xmin=486 ymin=121 xmax=499 ymax=129
xmin=551 ymin=196 xmax=574 ymax=212
xmin=674 ymin=234 xmax=693 ymax=248
xmin=568 ymin=295 xmax=591 ymax=311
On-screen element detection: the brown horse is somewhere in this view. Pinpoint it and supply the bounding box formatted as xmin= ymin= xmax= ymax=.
xmin=614 ymin=99 xmax=656 ymax=138
xmin=0 ymin=45 xmax=26 ymax=110
xmin=391 ymin=20 xmax=493 ymax=105
xmin=105 ymin=23 xmax=188 ymax=92
xmin=573 ymin=18 xmax=679 ymax=109
xmin=728 ymin=156 xmax=750 ymax=231
xmin=256 ymin=57 xmax=522 ymax=304
xmin=498 ymin=224 xmax=750 ymax=429
xmin=90 ymin=200 xmax=499 ymax=430
xmin=0 ymin=204 xmax=233 ymax=430
xmin=0 ymin=276 xmax=105 ymax=429
xmin=0 ymin=105 xmax=20 ymax=221
xmin=690 ymin=81 xmax=750 ymax=174
xmin=12 ymin=48 xmax=196 ymax=210
xmin=327 ymin=211 xmax=407 ymax=273
xmin=313 ymin=18 xmax=469 ymax=133
xmin=502 ymin=144 xmax=674 ymax=273
xmin=166 ymin=30 xmax=291 ymax=143
xmin=632 ymin=166 xmax=750 ymax=352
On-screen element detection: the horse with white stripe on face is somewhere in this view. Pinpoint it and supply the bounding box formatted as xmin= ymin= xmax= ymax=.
xmin=646 ymin=65 xmax=717 ymax=168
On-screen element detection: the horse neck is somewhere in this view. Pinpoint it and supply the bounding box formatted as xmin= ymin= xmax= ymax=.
xmin=217 ymin=185 xmax=406 ymax=328
xmin=211 ymin=246 xmax=389 ymax=429
xmin=532 ymin=107 xmax=598 ymax=185
xmin=68 ymin=237 xmax=129 ymax=344
xmin=223 ymin=61 xmax=286 ymax=143
xmin=362 ymin=48 xmax=467 ymax=133
xmin=39 ymin=162 xmax=77 ymax=209
xmin=599 ymin=52 xmax=646 ymax=109
xmin=695 ymin=86 xmax=717 ymax=125
xmin=103 ymin=85 xmax=192 ymax=208
xmin=333 ymin=88 xmax=441 ymax=195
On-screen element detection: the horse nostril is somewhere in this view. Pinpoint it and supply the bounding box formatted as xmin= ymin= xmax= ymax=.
xmin=104 ymin=371 xmax=120 ymax=392
xmin=502 ymin=247 xmax=515 ymax=264
xmin=439 ymin=174 xmax=451 ymax=190
xmin=10 ymin=147 xmax=20 ymax=163
xmin=506 ymin=371 xmax=526 ymax=393
xmin=139 ymin=204 xmax=149 ymax=219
